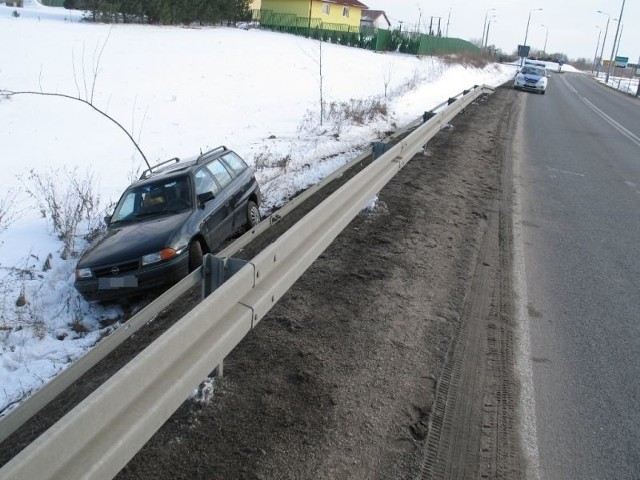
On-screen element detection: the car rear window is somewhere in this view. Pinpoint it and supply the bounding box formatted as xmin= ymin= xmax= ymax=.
xmin=206 ymin=160 xmax=233 ymax=189
xmin=221 ymin=152 xmax=248 ymax=176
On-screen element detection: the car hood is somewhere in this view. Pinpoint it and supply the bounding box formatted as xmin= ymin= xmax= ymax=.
xmin=522 ymin=73 xmax=544 ymax=82
xmin=77 ymin=212 xmax=191 ymax=268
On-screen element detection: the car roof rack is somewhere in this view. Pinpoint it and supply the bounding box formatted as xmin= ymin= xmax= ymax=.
xmin=196 ymin=146 xmax=228 ymax=165
xmin=139 ymin=157 xmax=180 ymax=179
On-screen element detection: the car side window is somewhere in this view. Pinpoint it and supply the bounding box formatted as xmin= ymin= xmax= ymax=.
xmin=221 ymin=152 xmax=248 ymax=176
xmin=206 ymin=160 xmax=233 ymax=189
xmin=194 ymin=168 xmax=220 ymax=196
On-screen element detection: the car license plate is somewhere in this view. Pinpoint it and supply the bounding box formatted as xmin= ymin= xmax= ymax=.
xmin=98 ymin=276 xmax=138 ymax=289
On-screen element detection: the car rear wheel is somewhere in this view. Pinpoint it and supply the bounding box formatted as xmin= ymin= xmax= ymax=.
xmin=188 ymin=240 xmax=203 ymax=272
xmin=246 ymin=201 xmax=260 ymax=229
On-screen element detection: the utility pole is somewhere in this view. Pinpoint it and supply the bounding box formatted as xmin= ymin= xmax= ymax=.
xmin=605 ymin=0 xmax=625 ymax=83
xmin=592 ymin=26 xmax=601 ymax=73
xmin=446 ymin=8 xmax=451 ymax=37
xmin=596 ymin=10 xmax=610 ymax=77
xmin=481 ymin=8 xmax=495 ymax=48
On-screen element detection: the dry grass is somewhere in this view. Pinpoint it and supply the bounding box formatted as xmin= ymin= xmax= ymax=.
xmin=438 ymin=51 xmax=499 ymax=69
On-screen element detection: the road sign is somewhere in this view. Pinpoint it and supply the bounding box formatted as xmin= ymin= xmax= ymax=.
xmin=517 ymin=45 xmax=530 ymax=57
xmin=615 ymin=56 xmax=629 ymax=68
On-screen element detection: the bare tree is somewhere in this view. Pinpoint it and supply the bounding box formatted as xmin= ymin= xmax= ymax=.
xmin=0 ymin=30 xmax=150 ymax=169
xmin=299 ymin=33 xmax=327 ymax=126
xmin=318 ymin=37 xmax=325 ymax=125
xmin=382 ymin=59 xmax=395 ymax=98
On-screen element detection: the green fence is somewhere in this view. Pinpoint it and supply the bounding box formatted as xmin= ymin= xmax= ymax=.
xmin=40 ymin=0 xmax=65 ymax=5
xmin=253 ymin=9 xmax=479 ymax=56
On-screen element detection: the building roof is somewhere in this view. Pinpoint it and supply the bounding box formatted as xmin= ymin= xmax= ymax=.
xmin=323 ymin=0 xmax=368 ymax=8
xmin=361 ymin=9 xmax=389 ymax=23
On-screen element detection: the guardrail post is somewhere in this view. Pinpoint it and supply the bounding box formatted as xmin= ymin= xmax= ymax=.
xmin=372 ymin=141 xmax=390 ymax=159
xmin=448 ymin=97 xmax=457 ymax=105
xmin=202 ymin=254 xmax=249 ymax=378
xmin=202 ymin=255 xmax=249 ymax=298
xmin=202 ymin=254 xmax=225 ymax=298
xmin=422 ymin=111 xmax=436 ymax=123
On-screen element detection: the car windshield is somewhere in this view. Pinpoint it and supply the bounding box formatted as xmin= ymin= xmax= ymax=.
xmin=110 ymin=176 xmax=193 ymax=224
xmin=521 ymin=67 xmax=545 ymax=77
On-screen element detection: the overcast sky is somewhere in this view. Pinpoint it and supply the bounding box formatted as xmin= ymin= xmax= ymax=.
xmin=366 ymin=0 xmax=638 ymax=63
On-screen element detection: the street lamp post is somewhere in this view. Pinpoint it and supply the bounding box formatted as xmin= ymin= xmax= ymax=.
xmin=606 ymin=0 xmax=626 ymax=83
xmin=592 ymin=26 xmax=601 ymax=74
xmin=614 ymin=22 xmax=623 ymax=59
xmin=521 ymin=8 xmax=542 ymax=65
xmin=481 ymin=8 xmax=495 ymax=48
xmin=541 ymin=24 xmax=549 ymax=56
xmin=485 ymin=16 xmax=497 ymax=48
xmin=596 ymin=10 xmax=610 ymax=77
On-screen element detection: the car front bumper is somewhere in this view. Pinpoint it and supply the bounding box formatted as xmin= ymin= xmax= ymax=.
xmin=74 ymin=252 xmax=189 ymax=302
xmin=514 ymin=80 xmax=546 ymax=92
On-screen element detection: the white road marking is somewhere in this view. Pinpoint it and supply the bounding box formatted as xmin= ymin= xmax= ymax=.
xmin=562 ymin=77 xmax=640 ymax=149
xmin=546 ymin=167 xmax=585 ymax=177
xmin=513 ymin=96 xmax=542 ymax=480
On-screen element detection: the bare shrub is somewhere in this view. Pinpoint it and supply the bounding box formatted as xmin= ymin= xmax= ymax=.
xmin=0 ymin=189 xmax=19 ymax=235
xmin=297 ymin=109 xmax=317 ymax=132
xmin=251 ymin=148 xmax=292 ymax=173
xmin=382 ymin=60 xmax=395 ymax=98
xmin=22 ymin=167 xmax=102 ymax=260
xmin=325 ymin=98 xmax=389 ymax=126
xmin=438 ymin=51 xmax=495 ymax=69
xmin=127 ymin=156 xmax=144 ymax=184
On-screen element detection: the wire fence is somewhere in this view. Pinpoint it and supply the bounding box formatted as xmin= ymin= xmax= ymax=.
xmin=253 ymin=9 xmax=479 ymax=56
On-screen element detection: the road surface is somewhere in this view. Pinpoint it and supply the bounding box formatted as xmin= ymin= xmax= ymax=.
xmin=515 ymin=73 xmax=640 ymax=479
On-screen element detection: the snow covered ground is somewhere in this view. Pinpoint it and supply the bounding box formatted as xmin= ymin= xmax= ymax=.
xmin=0 ymin=2 xmax=519 ymax=417
xmin=599 ymin=74 xmax=640 ymax=96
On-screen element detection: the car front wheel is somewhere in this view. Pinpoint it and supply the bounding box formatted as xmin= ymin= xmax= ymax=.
xmin=188 ymin=240 xmax=203 ymax=272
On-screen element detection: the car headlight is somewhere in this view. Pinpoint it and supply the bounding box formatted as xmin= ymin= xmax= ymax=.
xmin=76 ymin=268 xmax=93 ymax=279
xmin=516 ymin=74 xmax=524 ymax=81
xmin=142 ymin=248 xmax=177 ymax=266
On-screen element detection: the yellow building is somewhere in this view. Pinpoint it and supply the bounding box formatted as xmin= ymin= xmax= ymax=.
xmin=260 ymin=0 xmax=368 ymax=29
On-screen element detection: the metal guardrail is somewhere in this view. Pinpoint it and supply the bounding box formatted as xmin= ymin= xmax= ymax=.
xmin=0 ymin=85 xmax=493 ymax=479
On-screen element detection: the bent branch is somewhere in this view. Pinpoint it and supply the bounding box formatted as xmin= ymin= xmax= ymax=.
xmin=0 ymin=89 xmax=150 ymax=169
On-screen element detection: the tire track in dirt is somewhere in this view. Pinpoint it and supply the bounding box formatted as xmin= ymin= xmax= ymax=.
xmin=420 ymin=87 xmax=525 ymax=479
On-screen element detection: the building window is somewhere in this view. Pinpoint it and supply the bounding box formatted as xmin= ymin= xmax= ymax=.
xmin=342 ymin=6 xmax=350 ymax=18
xmin=322 ymin=2 xmax=330 ymax=15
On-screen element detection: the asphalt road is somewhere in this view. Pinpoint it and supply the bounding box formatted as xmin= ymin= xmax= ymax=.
xmin=514 ymin=73 xmax=640 ymax=479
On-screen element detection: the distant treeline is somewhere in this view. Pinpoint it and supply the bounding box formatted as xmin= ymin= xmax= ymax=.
xmin=63 ymin=0 xmax=252 ymax=25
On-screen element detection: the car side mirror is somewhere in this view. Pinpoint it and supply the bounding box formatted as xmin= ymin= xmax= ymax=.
xmin=197 ymin=191 xmax=215 ymax=206
xmin=104 ymin=214 xmax=112 ymax=225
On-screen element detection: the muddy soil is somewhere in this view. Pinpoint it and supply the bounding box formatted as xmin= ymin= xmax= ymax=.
xmin=114 ymin=85 xmax=526 ymax=479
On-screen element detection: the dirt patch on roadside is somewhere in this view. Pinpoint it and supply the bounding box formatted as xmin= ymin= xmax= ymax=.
xmin=111 ymin=85 xmax=524 ymax=480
